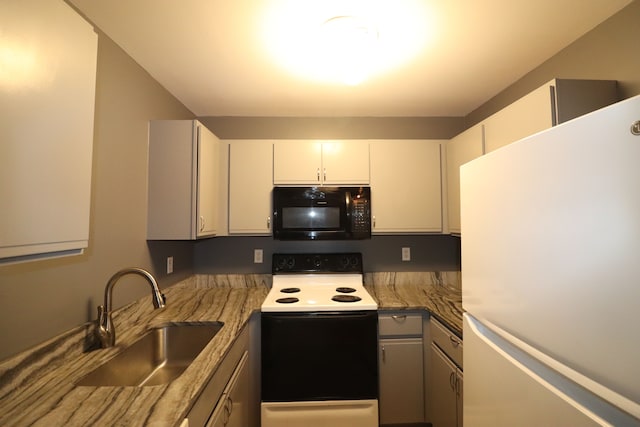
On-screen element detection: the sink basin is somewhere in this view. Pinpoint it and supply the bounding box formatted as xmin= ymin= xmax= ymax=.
xmin=77 ymin=322 xmax=224 ymax=387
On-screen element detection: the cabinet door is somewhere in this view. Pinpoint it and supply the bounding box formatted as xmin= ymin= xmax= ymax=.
xmin=483 ymin=82 xmax=554 ymax=153
xmin=430 ymin=343 xmax=458 ymax=427
xmin=197 ymin=123 xmax=219 ymax=237
xmin=205 ymin=352 xmax=250 ymax=427
xmin=148 ymin=120 xmax=219 ymax=240
xmin=273 ymin=140 xmax=369 ymax=185
xmin=370 ymin=140 xmax=443 ymax=233
xmin=456 ymin=369 xmax=463 ymax=427
xmin=379 ymin=338 xmax=425 ymax=424
xmin=273 ymin=141 xmax=322 ymax=184
xmin=229 ymin=141 xmax=273 ymax=234
xmin=0 ymin=0 xmax=97 ymax=263
xmin=446 ymin=124 xmax=484 ymax=234
xmin=225 ymin=351 xmax=250 ymax=427
xmin=321 ymin=140 xmax=369 ymax=184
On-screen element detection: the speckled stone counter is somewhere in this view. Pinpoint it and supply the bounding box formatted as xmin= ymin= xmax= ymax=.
xmin=0 ymin=271 xmax=462 ymax=427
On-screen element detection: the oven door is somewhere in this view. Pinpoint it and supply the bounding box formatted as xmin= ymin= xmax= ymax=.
xmin=261 ymin=311 xmax=379 ymax=401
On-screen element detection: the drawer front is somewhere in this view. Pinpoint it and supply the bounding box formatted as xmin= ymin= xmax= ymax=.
xmin=430 ymin=318 xmax=463 ymax=368
xmin=379 ymin=313 xmax=423 ymax=337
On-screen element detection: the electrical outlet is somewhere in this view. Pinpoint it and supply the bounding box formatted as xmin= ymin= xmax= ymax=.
xmin=254 ymin=249 xmax=263 ymax=264
xmin=401 ymin=247 xmax=411 ymax=262
xmin=167 ymin=256 xmax=174 ymax=274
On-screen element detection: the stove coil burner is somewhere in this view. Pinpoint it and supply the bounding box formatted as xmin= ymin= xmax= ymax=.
xmin=332 ymin=295 xmax=362 ymax=303
xmin=336 ymin=287 xmax=356 ymax=293
xmin=276 ymin=297 xmax=299 ymax=304
xmin=280 ymin=287 xmax=301 ymax=294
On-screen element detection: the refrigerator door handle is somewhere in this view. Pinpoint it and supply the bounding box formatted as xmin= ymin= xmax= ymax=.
xmin=465 ymin=313 xmax=640 ymax=425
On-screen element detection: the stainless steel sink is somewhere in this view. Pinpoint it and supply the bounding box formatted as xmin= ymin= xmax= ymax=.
xmin=77 ymin=322 xmax=224 ymax=386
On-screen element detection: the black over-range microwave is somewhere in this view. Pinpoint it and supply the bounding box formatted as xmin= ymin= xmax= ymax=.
xmin=272 ymin=186 xmax=371 ymax=240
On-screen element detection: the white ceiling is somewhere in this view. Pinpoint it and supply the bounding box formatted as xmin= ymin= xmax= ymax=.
xmin=70 ymin=0 xmax=631 ymax=117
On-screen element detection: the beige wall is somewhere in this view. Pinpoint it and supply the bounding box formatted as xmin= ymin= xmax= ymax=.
xmin=199 ymin=116 xmax=464 ymax=139
xmin=0 ymin=32 xmax=195 ymax=360
xmin=466 ymin=0 xmax=640 ymax=126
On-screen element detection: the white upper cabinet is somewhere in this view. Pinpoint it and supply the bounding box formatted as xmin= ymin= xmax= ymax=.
xmin=370 ymin=140 xmax=444 ymax=233
xmin=446 ymin=124 xmax=484 ymax=234
xmin=483 ymin=78 xmax=617 ymax=153
xmin=273 ymin=140 xmax=369 ymax=185
xmin=0 ymin=0 xmax=97 ymax=264
xmin=228 ymin=140 xmax=273 ymax=235
xmin=147 ymin=120 xmax=220 ymax=240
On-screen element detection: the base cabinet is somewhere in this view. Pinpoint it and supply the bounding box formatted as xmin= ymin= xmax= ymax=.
xmin=186 ymin=316 xmax=258 ymax=427
xmin=429 ymin=318 xmax=463 ymax=427
xmin=206 ymin=352 xmax=250 ymax=427
xmin=430 ymin=344 xmax=463 ymax=427
xmin=378 ymin=312 xmax=426 ymax=425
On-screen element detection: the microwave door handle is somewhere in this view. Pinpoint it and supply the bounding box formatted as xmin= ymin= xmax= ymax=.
xmin=345 ymin=192 xmax=352 ymax=219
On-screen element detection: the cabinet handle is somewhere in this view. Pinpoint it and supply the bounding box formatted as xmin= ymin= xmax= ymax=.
xmin=323 ymin=168 xmax=326 ymax=181
xmin=391 ymin=315 xmax=407 ymax=321
xmin=200 ymin=216 xmax=205 ymax=232
xmin=373 ymin=215 xmax=376 ymax=228
xmin=316 ymin=168 xmax=320 ymax=181
xmin=449 ymin=372 xmax=456 ymax=391
xmin=267 ymin=216 xmax=271 ymax=230
xmin=449 ymin=335 xmax=461 ymax=348
xmin=381 ymin=345 xmax=386 ymax=363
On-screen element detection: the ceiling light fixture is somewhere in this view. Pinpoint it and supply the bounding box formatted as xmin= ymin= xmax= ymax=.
xmin=261 ymin=0 xmax=432 ymax=86
xmin=317 ymin=15 xmax=379 ymax=85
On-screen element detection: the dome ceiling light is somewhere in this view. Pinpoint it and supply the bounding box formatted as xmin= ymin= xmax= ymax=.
xmin=261 ymin=0 xmax=431 ymax=86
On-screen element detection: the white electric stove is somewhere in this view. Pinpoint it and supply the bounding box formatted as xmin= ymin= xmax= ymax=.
xmin=261 ymin=253 xmax=380 ymax=427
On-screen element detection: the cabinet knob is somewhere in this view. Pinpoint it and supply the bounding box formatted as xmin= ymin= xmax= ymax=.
xmin=449 ymin=335 xmax=461 ymax=347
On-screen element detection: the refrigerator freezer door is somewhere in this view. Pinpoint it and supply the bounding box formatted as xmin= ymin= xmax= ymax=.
xmin=460 ymin=95 xmax=640 ymax=417
xmin=464 ymin=314 xmax=638 ymax=427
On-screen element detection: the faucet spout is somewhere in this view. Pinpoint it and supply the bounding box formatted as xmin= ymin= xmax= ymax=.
xmin=95 ymin=267 xmax=166 ymax=348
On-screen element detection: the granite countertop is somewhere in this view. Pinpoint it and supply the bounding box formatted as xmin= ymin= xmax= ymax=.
xmin=364 ymin=271 xmax=463 ymax=336
xmin=0 ymin=272 xmax=462 ymax=427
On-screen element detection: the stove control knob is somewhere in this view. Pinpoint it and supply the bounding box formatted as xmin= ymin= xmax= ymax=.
xmin=286 ymin=257 xmax=295 ymax=269
xmin=313 ymin=255 xmax=322 ymax=268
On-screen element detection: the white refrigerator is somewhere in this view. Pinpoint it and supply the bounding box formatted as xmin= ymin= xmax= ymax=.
xmin=460 ymin=94 xmax=640 ymax=426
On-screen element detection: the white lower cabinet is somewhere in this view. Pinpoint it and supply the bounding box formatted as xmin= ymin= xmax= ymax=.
xmin=206 ymin=351 xmax=250 ymax=427
xmin=429 ymin=318 xmax=463 ymax=427
xmin=378 ymin=312 xmax=427 ymax=425
xmin=186 ymin=316 xmax=259 ymax=427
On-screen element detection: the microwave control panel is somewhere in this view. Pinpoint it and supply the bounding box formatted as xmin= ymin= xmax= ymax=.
xmin=351 ymin=198 xmax=371 ymax=232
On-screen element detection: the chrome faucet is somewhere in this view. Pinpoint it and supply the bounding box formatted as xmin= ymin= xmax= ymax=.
xmin=95 ymin=267 xmax=166 ymax=348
